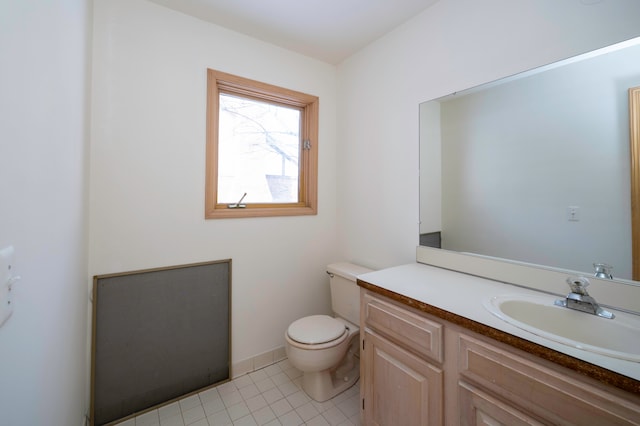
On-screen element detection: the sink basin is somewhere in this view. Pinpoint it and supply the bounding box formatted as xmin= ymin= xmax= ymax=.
xmin=484 ymin=294 xmax=640 ymax=362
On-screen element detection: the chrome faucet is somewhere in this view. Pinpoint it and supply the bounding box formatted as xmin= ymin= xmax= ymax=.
xmin=593 ymin=263 xmax=613 ymax=280
xmin=554 ymin=277 xmax=615 ymax=319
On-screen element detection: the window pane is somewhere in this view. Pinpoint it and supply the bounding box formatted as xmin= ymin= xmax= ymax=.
xmin=217 ymin=93 xmax=301 ymax=204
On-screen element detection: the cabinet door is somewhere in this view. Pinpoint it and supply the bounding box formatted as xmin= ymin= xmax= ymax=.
xmin=363 ymin=329 xmax=443 ymax=426
xmin=458 ymin=381 xmax=545 ymax=426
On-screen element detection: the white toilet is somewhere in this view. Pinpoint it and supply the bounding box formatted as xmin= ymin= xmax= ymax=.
xmin=285 ymin=262 xmax=373 ymax=402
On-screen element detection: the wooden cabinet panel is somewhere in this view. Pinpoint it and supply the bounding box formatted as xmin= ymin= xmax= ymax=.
xmin=458 ymin=381 xmax=545 ymax=426
xmin=363 ymin=330 xmax=443 ymax=426
xmin=360 ymin=288 xmax=640 ymax=426
xmin=363 ymin=292 xmax=443 ymax=363
xmin=459 ymin=334 xmax=640 ymax=425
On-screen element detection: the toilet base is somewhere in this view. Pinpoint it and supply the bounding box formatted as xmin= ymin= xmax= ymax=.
xmin=301 ymin=347 xmax=360 ymax=402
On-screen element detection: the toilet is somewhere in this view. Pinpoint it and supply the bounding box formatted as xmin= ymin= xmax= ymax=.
xmin=285 ymin=262 xmax=373 ymax=402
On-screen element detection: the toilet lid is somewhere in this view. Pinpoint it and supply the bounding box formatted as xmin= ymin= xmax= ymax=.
xmin=287 ymin=315 xmax=346 ymax=344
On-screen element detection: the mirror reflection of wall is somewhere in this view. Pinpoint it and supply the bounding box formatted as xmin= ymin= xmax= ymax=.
xmin=419 ymin=101 xmax=441 ymax=246
xmin=420 ymin=39 xmax=640 ymax=281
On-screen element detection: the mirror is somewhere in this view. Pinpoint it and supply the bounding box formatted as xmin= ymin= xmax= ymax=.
xmin=420 ymin=37 xmax=640 ymax=283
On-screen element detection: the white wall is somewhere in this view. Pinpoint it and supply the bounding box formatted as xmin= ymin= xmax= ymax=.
xmin=439 ymin=43 xmax=640 ymax=279
xmin=336 ymin=0 xmax=640 ymax=270
xmin=0 ymin=0 xmax=91 ymax=425
xmin=90 ymin=0 xmax=339 ymax=365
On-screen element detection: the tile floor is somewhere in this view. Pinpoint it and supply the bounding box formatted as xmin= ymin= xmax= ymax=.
xmin=114 ymin=359 xmax=361 ymax=426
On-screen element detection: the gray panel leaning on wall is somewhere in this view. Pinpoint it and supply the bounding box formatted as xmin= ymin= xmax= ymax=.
xmin=91 ymin=260 xmax=232 ymax=426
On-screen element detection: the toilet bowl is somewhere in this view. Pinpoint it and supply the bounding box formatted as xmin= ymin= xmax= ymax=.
xmin=284 ymin=262 xmax=372 ymax=402
xmin=285 ymin=315 xmax=360 ymax=402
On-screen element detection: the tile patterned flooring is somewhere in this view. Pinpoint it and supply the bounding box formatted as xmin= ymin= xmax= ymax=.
xmin=114 ymin=359 xmax=361 ymax=426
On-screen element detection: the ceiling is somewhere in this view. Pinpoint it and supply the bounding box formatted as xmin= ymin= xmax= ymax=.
xmin=146 ymin=0 xmax=440 ymax=64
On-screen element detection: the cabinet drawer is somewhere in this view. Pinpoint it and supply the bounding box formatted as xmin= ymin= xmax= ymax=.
xmin=458 ymin=380 xmax=544 ymax=426
xmin=363 ymin=292 xmax=443 ymax=363
xmin=458 ymin=334 xmax=640 ymax=425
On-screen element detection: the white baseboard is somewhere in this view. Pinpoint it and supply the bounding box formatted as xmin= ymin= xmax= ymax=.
xmin=232 ymin=346 xmax=287 ymax=378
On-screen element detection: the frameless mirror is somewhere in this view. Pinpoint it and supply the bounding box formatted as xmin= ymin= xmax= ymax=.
xmin=420 ymin=37 xmax=640 ymax=283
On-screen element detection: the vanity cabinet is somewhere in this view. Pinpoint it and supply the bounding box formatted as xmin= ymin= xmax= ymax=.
xmin=457 ymin=333 xmax=640 ymax=425
xmin=360 ymin=288 xmax=640 ymax=426
xmin=361 ymin=291 xmax=444 ymax=425
xmin=362 ymin=330 xmax=443 ymax=425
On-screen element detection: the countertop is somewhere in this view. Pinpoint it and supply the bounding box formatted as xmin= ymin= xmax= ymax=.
xmin=357 ymin=262 xmax=640 ymax=394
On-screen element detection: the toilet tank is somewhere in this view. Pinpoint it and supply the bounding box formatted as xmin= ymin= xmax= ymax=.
xmin=327 ymin=262 xmax=373 ymax=325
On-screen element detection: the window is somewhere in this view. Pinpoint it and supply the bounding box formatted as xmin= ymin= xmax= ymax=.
xmin=205 ymin=69 xmax=319 ymax=219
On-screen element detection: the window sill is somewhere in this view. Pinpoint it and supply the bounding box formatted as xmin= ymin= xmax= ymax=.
xmin=205 ymin=205 xmax=317 ymax=219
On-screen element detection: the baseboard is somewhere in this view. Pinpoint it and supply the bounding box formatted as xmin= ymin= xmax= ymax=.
xmin=232 ymin=346 xmax=287 ymax=378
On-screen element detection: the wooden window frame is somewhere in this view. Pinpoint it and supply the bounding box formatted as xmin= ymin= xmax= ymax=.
xmin=205 ymin=69 xmax=319 ymax=219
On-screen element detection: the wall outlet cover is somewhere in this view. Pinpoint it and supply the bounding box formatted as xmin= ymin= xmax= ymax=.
xmin=0 ymin=246 xmax=15 ymax=327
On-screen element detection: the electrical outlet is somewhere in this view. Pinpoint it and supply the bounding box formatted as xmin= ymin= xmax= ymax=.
xmin=567 ymin=206 xmax=580 ymax=222
xmin=0 ymin=246 xmax=15 ymax=327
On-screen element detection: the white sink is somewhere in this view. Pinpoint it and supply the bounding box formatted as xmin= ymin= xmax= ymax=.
xmin=484 ymin=294 xmax=640 ymax=362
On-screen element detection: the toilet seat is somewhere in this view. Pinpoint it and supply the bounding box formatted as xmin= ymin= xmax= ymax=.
xmin=287 ymin=315 xmax=346 ymax=345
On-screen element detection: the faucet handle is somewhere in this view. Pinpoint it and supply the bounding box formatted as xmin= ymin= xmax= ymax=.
xmin=593 ymin=263 xmax=613 ymax=279
xmin=566 ymin=276 xmax=590 ymax=295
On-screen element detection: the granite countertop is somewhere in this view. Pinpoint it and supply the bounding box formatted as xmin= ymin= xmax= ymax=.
xmin=357 ymin=262 xmax=640 ymax=394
